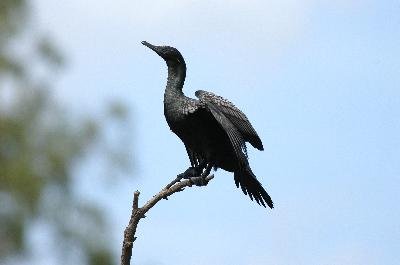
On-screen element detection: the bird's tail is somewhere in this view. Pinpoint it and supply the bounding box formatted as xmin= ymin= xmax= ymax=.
xmin=234 ymin=167 xmax=274 ymax=209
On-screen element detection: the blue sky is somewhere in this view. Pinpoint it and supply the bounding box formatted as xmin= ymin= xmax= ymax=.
xmin=33 ymin=1 xmax=399 ymax=264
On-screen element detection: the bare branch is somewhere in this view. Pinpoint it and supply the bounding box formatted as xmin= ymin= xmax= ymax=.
xmin=120 ymin=174 xmax=214 ymax=265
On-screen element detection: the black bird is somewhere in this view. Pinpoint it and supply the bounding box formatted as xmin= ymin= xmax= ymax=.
xmin=142 ymin=41 xmax=273 ymax=209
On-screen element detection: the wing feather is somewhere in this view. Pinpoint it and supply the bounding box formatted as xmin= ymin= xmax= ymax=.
xmin=195 ymin=90 xmax=263 ymax=150
xmin=202 ymin=101 xmax=248 ymax=168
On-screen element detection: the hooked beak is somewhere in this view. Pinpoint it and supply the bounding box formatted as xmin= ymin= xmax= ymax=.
xmin=142 ymin=41 xmax=161 ymax=56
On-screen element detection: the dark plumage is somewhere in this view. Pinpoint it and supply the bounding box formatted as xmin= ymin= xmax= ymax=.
xmin=142 ymin=41 xmax=273 ymax=209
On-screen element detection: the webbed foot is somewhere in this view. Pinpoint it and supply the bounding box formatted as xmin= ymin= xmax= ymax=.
xmin=178 ymin=166 xmax=202 ymax=179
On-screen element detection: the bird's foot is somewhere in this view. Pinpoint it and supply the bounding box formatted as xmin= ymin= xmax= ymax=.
xmin=189 ymin=167 xmax=214 ymax=187
xmin=165 ymin=167 xmax=204 ymax=189
xmin=178 ymin=166 xmax=202 ymax=179
xmin=189 ymin=175 xmax=209 ymax=186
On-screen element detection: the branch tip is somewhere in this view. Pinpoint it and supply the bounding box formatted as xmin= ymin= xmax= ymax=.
xmin=133 ymin=191 xmax=140 ymax=210
xmin=121 ymin=173 xmax=214 ymax=265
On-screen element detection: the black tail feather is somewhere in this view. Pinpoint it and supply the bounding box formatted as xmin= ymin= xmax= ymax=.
xmin=234 ymin=167 xmax=273 ymax=209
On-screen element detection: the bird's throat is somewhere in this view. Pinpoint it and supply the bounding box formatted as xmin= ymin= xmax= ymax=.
xmin=165 ymin=63 xmax=186 ymax=95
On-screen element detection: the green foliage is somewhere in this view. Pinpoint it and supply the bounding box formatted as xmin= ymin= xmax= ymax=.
xmin=0 ymin=1 xmax=131 ymax=264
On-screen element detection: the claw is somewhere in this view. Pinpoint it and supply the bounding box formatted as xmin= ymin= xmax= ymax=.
xmin=190 ymin=176 xmax=208 ymax=186
xmin=180 ymin=167 xmax=201 ymax=179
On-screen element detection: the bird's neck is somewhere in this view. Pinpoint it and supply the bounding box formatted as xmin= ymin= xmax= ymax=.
xmin=165 ymin=62 xmax=186 ymax=97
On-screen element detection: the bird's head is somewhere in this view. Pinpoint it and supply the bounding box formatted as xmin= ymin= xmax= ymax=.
xmin=141 ymin=41 xmax=185 ymax=67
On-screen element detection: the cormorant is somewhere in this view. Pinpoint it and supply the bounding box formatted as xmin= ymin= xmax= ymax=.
xmin=142 ymin=41 xmax=273 ymax=209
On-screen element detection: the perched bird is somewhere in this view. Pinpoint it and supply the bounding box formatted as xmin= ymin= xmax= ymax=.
xmin=142 ymin=41 xmax=273 ymax=209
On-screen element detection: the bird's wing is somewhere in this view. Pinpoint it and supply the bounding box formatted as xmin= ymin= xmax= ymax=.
xmin=205 ymin=102 xmax=248 ymax=168
xmin=189 ymin=94 xmax=248 ymax=168
xmin=195 ymin=90 xmax=264 ymax=150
